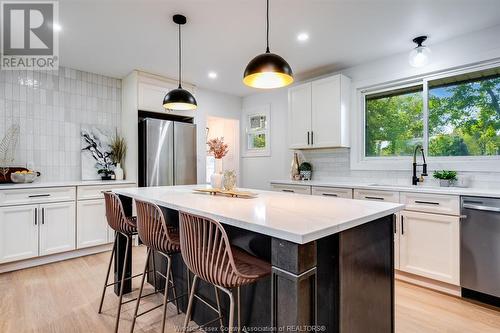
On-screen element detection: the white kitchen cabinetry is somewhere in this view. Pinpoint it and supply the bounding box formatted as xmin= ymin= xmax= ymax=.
xmin=39 ymin=202 xmax=76 ymax=256
xmin=288 ymin=74 xmax=350 ymax=149
xmin=77 ymin=199 xmax=108 ymax=248
xmin=312 ymin=186 xmax=353 ymax=199
xmin=399 ymin=210 xmax=460 ymax=285
xmin=270 ymin=183 xmax=311 ymax=195
xmin=289 ymin=83 xmax=312 ymax=148
xmin=0 ymin=205 xmax=39 ymax=263
xmin=354 ymin=189 xmax=400 ymax=203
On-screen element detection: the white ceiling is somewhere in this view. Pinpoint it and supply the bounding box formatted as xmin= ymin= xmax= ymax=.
xmin=58 ymin=0 xmax=500 ymax=96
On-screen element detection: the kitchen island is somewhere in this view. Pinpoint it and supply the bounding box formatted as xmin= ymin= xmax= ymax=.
xmin=113 ymin=185 xmax=404 ymax=332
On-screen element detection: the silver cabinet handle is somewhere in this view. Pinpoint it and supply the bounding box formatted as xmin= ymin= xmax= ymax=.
xmin=29 ymin=194 xmax=51 ymax=198
xmin=34 ymin=207 xmax=38 ymax=226
xmin=322 ymin=193 xmax=338 ymax=197
xmin=282 ymin=189 xmax=295 ymax=193
xmin=415 ymin=200 xmax=440 ymax=205
xmin=462 ymin=203 xmax=500 ymax=213
xmin=365 ymin=196 xmax=384 ymax=201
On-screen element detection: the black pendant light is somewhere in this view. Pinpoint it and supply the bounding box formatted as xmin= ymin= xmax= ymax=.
xmin=163 ymin=14 xmax=197 ymax=111
xmin=243 ymin=0 xmax=293 ymax=89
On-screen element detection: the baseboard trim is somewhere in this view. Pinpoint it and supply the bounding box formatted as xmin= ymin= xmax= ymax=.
xmin=395 ymin=270 xmax=461 ymax=296
xmin=0 ymin=244 xmax=113 ymax=274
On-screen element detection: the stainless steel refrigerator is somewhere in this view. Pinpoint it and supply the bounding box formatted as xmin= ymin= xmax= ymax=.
xmin=139 ymin=118 xmax=197 ymax=187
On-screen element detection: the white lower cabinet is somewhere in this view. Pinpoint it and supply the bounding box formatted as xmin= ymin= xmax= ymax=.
xmin=399 ymin=210 xmax=460 ymax=285
xmin=0 ymin=205 xmax=39 ymax=263
xmin=39 ymin=202 xmax=76 ymax=256
xmin=77 ymin=199 xmax=108 ymax=248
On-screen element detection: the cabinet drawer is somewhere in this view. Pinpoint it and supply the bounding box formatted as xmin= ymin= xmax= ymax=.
xmin=270 ymin=184 xmax=311 ymax=195
xmin=312 ymin=186 xmax=352 ymax=199
xmin=400 ymin=192 xmax=459 ymax=216
xmin=0 ymin=187 xmax=76 ymax=206
xmin=77 ymin=183 xmax=135 ymax=200
xmin=354 ymin=189 xmax=399 ymax=203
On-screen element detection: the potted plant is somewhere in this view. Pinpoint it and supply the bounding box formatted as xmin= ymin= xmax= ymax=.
xmin=299 ymin=162 xmax=312 ymax=180
xmin=98 ymin=168 xmax=114 ymax=181
xmin=433 ymin=170 xmax=457 ymax=187
xmin=207 ymin=137 xmax=229 ymax=189
xmin=111 ymin=132 xmax=127 ymax=180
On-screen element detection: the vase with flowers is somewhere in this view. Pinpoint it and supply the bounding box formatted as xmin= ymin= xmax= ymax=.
xmin=207 ymin=137 xmax=229 ymax=189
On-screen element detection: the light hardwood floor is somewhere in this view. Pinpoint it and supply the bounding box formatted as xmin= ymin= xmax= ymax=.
xmin=1 ymin=247 xmax=499 ymax=333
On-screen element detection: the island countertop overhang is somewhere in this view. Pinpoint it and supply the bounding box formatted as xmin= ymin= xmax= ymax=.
xmin=113 ymin=185 xmax=404 ymax=244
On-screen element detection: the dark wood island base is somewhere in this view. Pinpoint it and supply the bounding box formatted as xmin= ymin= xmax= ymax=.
xmin=114 ymin=195 xmax=394 ymax=333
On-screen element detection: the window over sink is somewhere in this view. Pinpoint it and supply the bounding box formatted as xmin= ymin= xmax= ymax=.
xmin=357 ymin=62 xmax=500 ymax=171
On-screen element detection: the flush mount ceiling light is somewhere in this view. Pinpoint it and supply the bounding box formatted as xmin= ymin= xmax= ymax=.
xmin=208 ymin=71 xmax=218 ymax=79
xmin=409 ymin=36 xmax=431 ymax=68
xmin=243 ymin=0 xmax=294 ymax=89
xmin=163 ymin=14 xmax=197 ymax=111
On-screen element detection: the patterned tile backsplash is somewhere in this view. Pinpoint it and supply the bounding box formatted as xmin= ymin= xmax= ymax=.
xmin=0 ymin=67 xmax=121 ymax=181
xmin=298 ymin=148 xmax=500 ymax=189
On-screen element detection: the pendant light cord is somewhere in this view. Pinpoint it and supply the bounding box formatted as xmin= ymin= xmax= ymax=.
xmin=266 ymin=0 xmax=270 ymax=53
xmin=178 ymin=23 xmax=182 ymax=88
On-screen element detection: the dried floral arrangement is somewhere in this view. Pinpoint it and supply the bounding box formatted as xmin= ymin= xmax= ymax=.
xmin=110 ymin=132 xmax=127 ymax=165
xmin=207 ymin=137 xmax=229 ymax=159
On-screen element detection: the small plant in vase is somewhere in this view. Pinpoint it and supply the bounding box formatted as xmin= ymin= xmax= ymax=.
xmin=111 ymin=132 xmax=127 ymax=180
xmin=207 ymin=137 xmax=228 ymax=189
xmin=97 ymin=168 xmax=114 ymax=180
xmin=433 ymin=170 xmax=457 ymax=187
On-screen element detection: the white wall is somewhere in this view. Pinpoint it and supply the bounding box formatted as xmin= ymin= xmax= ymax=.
xmin=194 ymin=88 xmax=242 ymax=184
xmin=240 ymin=89 xmax=290 ymax=189
xmin=241 ymin=24 xmax=500 ymax=189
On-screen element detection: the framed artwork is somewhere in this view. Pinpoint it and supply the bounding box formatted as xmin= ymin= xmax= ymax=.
xmin=242 ymin=104 xmax=271 ymax=157
xmin=80 ymin=125 xmax=114 ymax=180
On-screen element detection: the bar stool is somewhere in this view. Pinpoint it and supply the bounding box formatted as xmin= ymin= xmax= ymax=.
xmin=129 ymin=199 xmax=183 ymax=333
xmin=98 ymin=192 xmax=139 ymax=333
xmin=179 ymin=211 xmax=271 ymax=333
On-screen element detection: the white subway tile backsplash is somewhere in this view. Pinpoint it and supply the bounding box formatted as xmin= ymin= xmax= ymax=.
xmin=0 ymin=66 xmax=121 ymax=181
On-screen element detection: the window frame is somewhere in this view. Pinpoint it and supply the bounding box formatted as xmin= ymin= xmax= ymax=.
xmin=241 ymin=104 xmax=271 ymax=157
xmin=352 ymin=60 xmax=500 ymax=172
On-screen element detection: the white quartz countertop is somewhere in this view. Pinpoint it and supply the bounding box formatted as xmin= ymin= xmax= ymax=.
xmin=271 ymin=179 xmax=500 ymax=198
xmin=0 ymin=180 xmax=136 ymax=190
xmin=113 ymin=185 xmax=403 ymax=244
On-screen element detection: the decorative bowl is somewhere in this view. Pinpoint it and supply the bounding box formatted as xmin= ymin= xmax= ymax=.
xmin=10 ymin=171 xmax=39 ymax=183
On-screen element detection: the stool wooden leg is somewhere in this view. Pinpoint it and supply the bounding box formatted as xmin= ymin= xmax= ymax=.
xmin=129 ymin=247 xmax=151 ymax=333
xmin=161 ymin=254 xmax=173 ymax=333
xmin=98 ymin=235 xmax=116 ymax=314
xmin=114 ymin=234 xmax=131 ymax=333
xmin=182 ymin=274 xmax=198 ymax=333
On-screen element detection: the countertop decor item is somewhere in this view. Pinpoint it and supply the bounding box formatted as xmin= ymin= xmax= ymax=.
xmin=193 ymin=188 xmax=257 ymax=199
xmin=223 ymin=170 xmax=237 ymax=191
xmin=81 ymin=126 xmax=114 ymax=180
xmin=111 ymin=131 xmax=127 ymax=180
xmin=207 ymin=137 xmax=229 ymax=189
xmin=0 ymin=124 xmax=20 ymax=182
xmin=162 ymin=14 xmax=197 ymax=111
xmin=243 ymin=0 xmax=293 ymax=89
xmin=290 ymin=152 xmax=300 ymax=180
xmin=10 ymin=170 xmax=40 ymax=183
xmin=299 ymin=162 xmax=312 ymax=180
xmin=432 ymin=170 xmax=458 ymax=187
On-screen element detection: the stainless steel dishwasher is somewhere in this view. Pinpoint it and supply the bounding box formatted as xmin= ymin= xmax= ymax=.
xmin=461 ymin=196 xmax=500 ymax=305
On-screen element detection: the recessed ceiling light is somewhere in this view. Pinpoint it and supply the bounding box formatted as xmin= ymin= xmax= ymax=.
xmin=53 ymin=22 xmax=62 ymax=32
xmin=297 ymin=32 xmax=309 ymax=42
xmin=208 ymin=71 xmax=218 ymax=79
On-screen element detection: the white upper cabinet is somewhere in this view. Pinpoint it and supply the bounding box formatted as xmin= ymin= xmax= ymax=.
xmin=289 ymin=83 xmax=312 ymax=148
xmin=288 ymin=74 xmax=351 ymax=149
